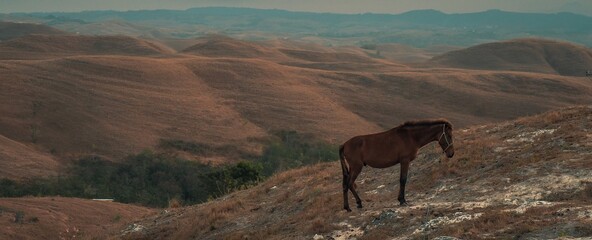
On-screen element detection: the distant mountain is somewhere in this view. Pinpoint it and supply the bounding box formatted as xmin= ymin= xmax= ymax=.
xmin=429 ymin=38 xmax=592 ymax=76
xmin=6 ymin=8 xmax=592 ymax=47
xmin=402 ymin=9 xmax=591 ymax=30
xmin=558 ymin=2 xmax=592 ymax=16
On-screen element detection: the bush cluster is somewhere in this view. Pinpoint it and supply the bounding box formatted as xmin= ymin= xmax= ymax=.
xmin=0 ymin=130 xmax=337 ymax=207
xmin=0 ymin=152 xmax=261 ymax=207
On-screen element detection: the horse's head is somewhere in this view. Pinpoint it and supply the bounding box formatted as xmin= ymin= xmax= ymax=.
xmin=437 ymin=123 xmax=454 ymax=158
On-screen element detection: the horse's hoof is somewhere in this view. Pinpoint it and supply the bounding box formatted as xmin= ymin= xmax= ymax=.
xmin=399 ymin=201 xmax=409 ymax=206
xmin=344 ymin=207 xmax=352 ymax=212
xmin=357 ymin=204 xmax=363 ymax=209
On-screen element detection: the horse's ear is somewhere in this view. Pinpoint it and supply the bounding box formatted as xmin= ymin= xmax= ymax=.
xmin=445 ymin=121 xmax=453 ymax=130
xmin=444 ymin=122 xmax=453 ymax=132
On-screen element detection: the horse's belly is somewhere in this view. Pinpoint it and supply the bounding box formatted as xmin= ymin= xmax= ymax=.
xmin=366 ymin=159 xmax=399 ymax=169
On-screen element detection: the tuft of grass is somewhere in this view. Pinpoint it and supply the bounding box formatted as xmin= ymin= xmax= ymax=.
xmin=14 ymin=211 xmax=24 ymax=224
xmin=112 ymin=214 xmax=122 ymax=223
xmin=308 ymin=217 xmax=333 ymax=233
xmin=28 ymin=216 xmax=39 ymax=223
xmin=542 ymin=110 xmax=563 ymax=125
xmin=168 ymin=198 xmax=182 ymax=208
xmin=194 ymin=198 xmax=246 ymax=233
xmin=275 ymin=190 xmax=291 ymax=204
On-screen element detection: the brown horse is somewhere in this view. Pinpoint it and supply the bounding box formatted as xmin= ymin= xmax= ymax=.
xmin=339 ymin=119 xmax=454 ymax=211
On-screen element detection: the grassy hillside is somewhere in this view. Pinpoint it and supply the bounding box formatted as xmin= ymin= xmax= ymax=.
xmin=120 ymin=105 xmax=592 ymax=239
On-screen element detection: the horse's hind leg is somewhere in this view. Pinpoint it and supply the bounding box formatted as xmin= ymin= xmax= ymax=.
xmin=343 ymin=171 xmax=351 ymax=212
xmin=348 ymin=166 xmax=363 ymax=209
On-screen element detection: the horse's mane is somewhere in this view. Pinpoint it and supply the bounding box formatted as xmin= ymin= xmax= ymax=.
xmin=400 ymin=119 xmax=452 ymax=128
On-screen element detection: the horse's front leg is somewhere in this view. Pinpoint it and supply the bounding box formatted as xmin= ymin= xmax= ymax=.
xmin=398 ymin=160 xmax=410 ymax=206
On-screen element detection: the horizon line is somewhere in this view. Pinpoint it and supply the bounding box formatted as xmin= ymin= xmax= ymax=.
xmin=3 ymin=6 xmax=590 ymax=17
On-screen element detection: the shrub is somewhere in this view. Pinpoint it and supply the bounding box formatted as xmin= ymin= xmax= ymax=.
xmin=205 ymin=161 xmax=262 ymax=196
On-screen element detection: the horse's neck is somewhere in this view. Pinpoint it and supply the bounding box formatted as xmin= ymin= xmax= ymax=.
xmin=409 ymin=124 xmax=441 ymax=147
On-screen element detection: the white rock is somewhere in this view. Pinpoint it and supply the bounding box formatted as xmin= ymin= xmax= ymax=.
xmin=313 ymin=234 xmax=324 ymax=240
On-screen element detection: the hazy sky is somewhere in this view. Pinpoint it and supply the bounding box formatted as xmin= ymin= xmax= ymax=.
xmin=1 ymin=0 xmax=592 ymax=15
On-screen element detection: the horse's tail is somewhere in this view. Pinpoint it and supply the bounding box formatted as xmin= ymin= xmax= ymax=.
xmin=339 ymin=144 xmax=349 ymax=181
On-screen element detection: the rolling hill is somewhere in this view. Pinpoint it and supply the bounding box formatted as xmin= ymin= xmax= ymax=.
xmin=0 ymin=34 xmax=173 ymax=59
xmin=429 ymin=38 xmax=592 ymax=76
xmin=118 ymin=105 xmax=592 ymax=239
xmin=0 ymin=22 xmax=64 ymax=41
xmin=1 ymin=34 xmax=592 ymax=180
